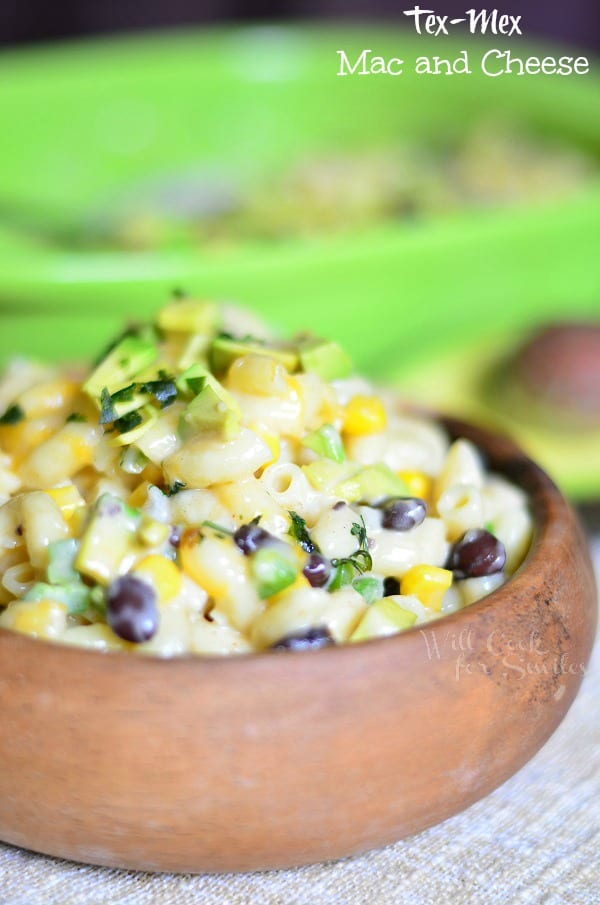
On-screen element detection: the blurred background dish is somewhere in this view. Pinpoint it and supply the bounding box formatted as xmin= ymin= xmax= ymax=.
xmin=0 ymin=24 xmax=598 ymax=500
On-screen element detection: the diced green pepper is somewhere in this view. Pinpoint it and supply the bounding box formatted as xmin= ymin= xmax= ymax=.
xmin=335 ymin=465 xmax=409 ymax=504
xmin=47 ymin=539 xmax=79 ymax=585
xmin=251 ymin=547 xmax=298 ymax=599
xmin=350 ymin=599 xmax=417 ymax=642
xmin=299 ymin=338 xmax=352 ymax=381
xmin=352 ymin=576 xmax=383 ymax=604
xmin=24 ymin=581 xmax=90 ymax=616
xmin=210 ymin=335 xmax=299 ymax=375
xmin=302 ymin=424 xmax=346 ymax=463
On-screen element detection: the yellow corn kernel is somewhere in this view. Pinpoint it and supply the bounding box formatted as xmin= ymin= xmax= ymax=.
xmin=401 ymin=565 xmax=453 ymax=612
xmin=134 ymin=555 xmax=182 ymax=605
xmin=142 ymin=463 xmax=164 ymax=486
xmin=397 ymin=471 xmax=432 ymax=503
xmin=179 ymin=530 xmax=227 ymax=599
xmin=343 ymin=396 xmax=387 ymax=436
xmin=45 ymin=484 xmax=86 ymax=521
xmin=0 ymin=420 xmax=55 ymax=462
xmin=128 ymin=481 xmax=151 ymax=509
xmin=0 ymin=599 xmax=67 ymax=640
xmin=138 ymin=516 xmax=171 ymax=548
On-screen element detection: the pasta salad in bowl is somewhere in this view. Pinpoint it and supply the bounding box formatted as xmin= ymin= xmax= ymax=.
xmin=0 ymin=298 xmax=595 ymax=874
xmin=0 ymin=298 xmax=533 ymax=656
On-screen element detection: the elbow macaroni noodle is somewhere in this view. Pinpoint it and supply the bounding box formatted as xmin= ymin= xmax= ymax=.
xmin=0 ymin=300 xmax=533 ymax=656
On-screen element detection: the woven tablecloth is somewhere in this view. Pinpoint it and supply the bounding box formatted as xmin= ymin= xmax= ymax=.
xmin=1 ymin=542 xmax=598 ymax=905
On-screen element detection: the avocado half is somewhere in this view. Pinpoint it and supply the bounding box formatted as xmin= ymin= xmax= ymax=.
xmin=394 ymin=330 xmax=600 ymax=502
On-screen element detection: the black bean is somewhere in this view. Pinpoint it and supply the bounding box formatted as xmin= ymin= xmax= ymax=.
xmin=383 ymin=576 xmax=400 ymax=596
xmin=448 ymin=529 xmax=506 ymax=579
xmin=233 ymin=523 xmax=273 ymax=556
xmin=169 ymin=526 xmax=182 ymax=548
xmin=381 ymin=497 xmax=427 ymax=532
xmin=303 ymin=553 xmax=332 ymax=588
xmin=271 ymin=626 xmax=335 ymax=652
xmin=107 ymin=575 xmax=159 ymax=643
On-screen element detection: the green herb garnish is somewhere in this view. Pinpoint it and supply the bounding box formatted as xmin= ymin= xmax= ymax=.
xmin=166 ymin=480 xmax=187 ymax=497
xmin=202 ymin=520 xmax=234 ymax=538
xmin=66 ymin=413 xmax=86 ymax=424
xmin=329 ymin=515 xmax=373 ymax=591
xmin=114 ymin=411 xmax=143 ymax=434
xmin=99 ymin=387 xmax=117 ymax=425
xmin=110 ymin=383 xmax=137 ymax=404
xmin=0 ymin=404 xmax=25 ymax=426
xmin=139 ymin=378 xmax=178 ymax=409
xmin=288 ymin=511 xmax=318 ymax=554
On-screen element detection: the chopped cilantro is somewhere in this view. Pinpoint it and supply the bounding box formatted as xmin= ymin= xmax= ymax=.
xmin=202 ymin=520 xmax=234 ymax=538
xmin=99 ymin=387 xmax=117 ymax=425
xmin=0 ymin=404 xmax=25 ymax=426
xmin=166 ymin=480 xmax=187 ymax=497
xmin=110 ymin=383 xmax=137 ymax=404
xmin=351 ymin=517 xmax=369 ymax=552
xmin=66 ymin=413 xmax=86 ymax=424
xmin=328 ymin=514 xmax=373 ymax=592
xmin=288 ymin=510 xmax=318 ymax=554
xmin=114 ymin=411 xmax=143 ymax=434
xmin=139 ymin=378 xmax=178 ymax=409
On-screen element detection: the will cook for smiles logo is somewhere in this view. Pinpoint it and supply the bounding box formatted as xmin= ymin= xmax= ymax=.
xmin=419 ymin=626 xmax=588 ymax=683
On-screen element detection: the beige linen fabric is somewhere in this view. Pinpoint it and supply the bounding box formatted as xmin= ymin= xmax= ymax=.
xmin=1 ymin=543 xmax=598 ymax=905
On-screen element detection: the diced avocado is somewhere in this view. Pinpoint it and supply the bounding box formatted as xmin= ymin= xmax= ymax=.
xmin=302 ymin=459 xmax=356 ymax=491
xmin=176 ymin=363 xmax=209 ymax=398
xmin=302 ymin=424 xmax=346 ymax=463
xmin=335 ymin=465 xmax=409 ymax=504
xmin=210 ymin=336 xmax=299 ymax=376
xmin=350 ymin=598 xmax=417 ymax=642
xmin=47 ymin=539 xmax=79 ymax=585
xmin=76 ymin=494 xmax=140 ymax=584
xmin=84 ymin=336 xmax=158 ymax=401
xmin=180 ymin=377 xmax=241 ymax=440
xmin=328 ymin=560 xmax=356 ymax=592
xmin=157 ymin=299 xmax=218 ymax=334
xmin=299 ymin=338 xmax=352 ymax=381
xmin=119 ymin=446 xmax=150 ymax=475
xmin=251 ymin=546 xmax=298 ymax=599
xmin=109 ymin=405 xmax=159 ymax=448
xmin=24 ymin=581 xmax=90 ymax=616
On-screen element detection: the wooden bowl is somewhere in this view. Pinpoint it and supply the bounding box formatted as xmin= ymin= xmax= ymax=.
xmin=0 ymin=418 xmax=596 ymax=873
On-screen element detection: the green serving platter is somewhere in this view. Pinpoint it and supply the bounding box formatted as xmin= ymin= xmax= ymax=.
xmin=0 ymin=26 xmax=598 ymax=496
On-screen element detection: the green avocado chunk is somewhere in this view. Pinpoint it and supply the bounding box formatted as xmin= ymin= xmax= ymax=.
xmin=210 ymin=336 xmax=299 ymax=375
xmin=179 ymin=374 xmax=242 ymax=440
xmin=76 ymin=494 xmax=140 ymax=585
xmin=298 ymin=338 xmax=352 ymax=381
xmin=157 ymin=299 xmax=218 ymax=334
xmin=84 ymin=336 xmax=158 ymax=401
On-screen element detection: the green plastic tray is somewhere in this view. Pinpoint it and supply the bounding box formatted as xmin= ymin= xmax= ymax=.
xmin=0 ymin=26 xmax=598 ymax=372
xmin=0 ymin=26 xmax=598 ymax=497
